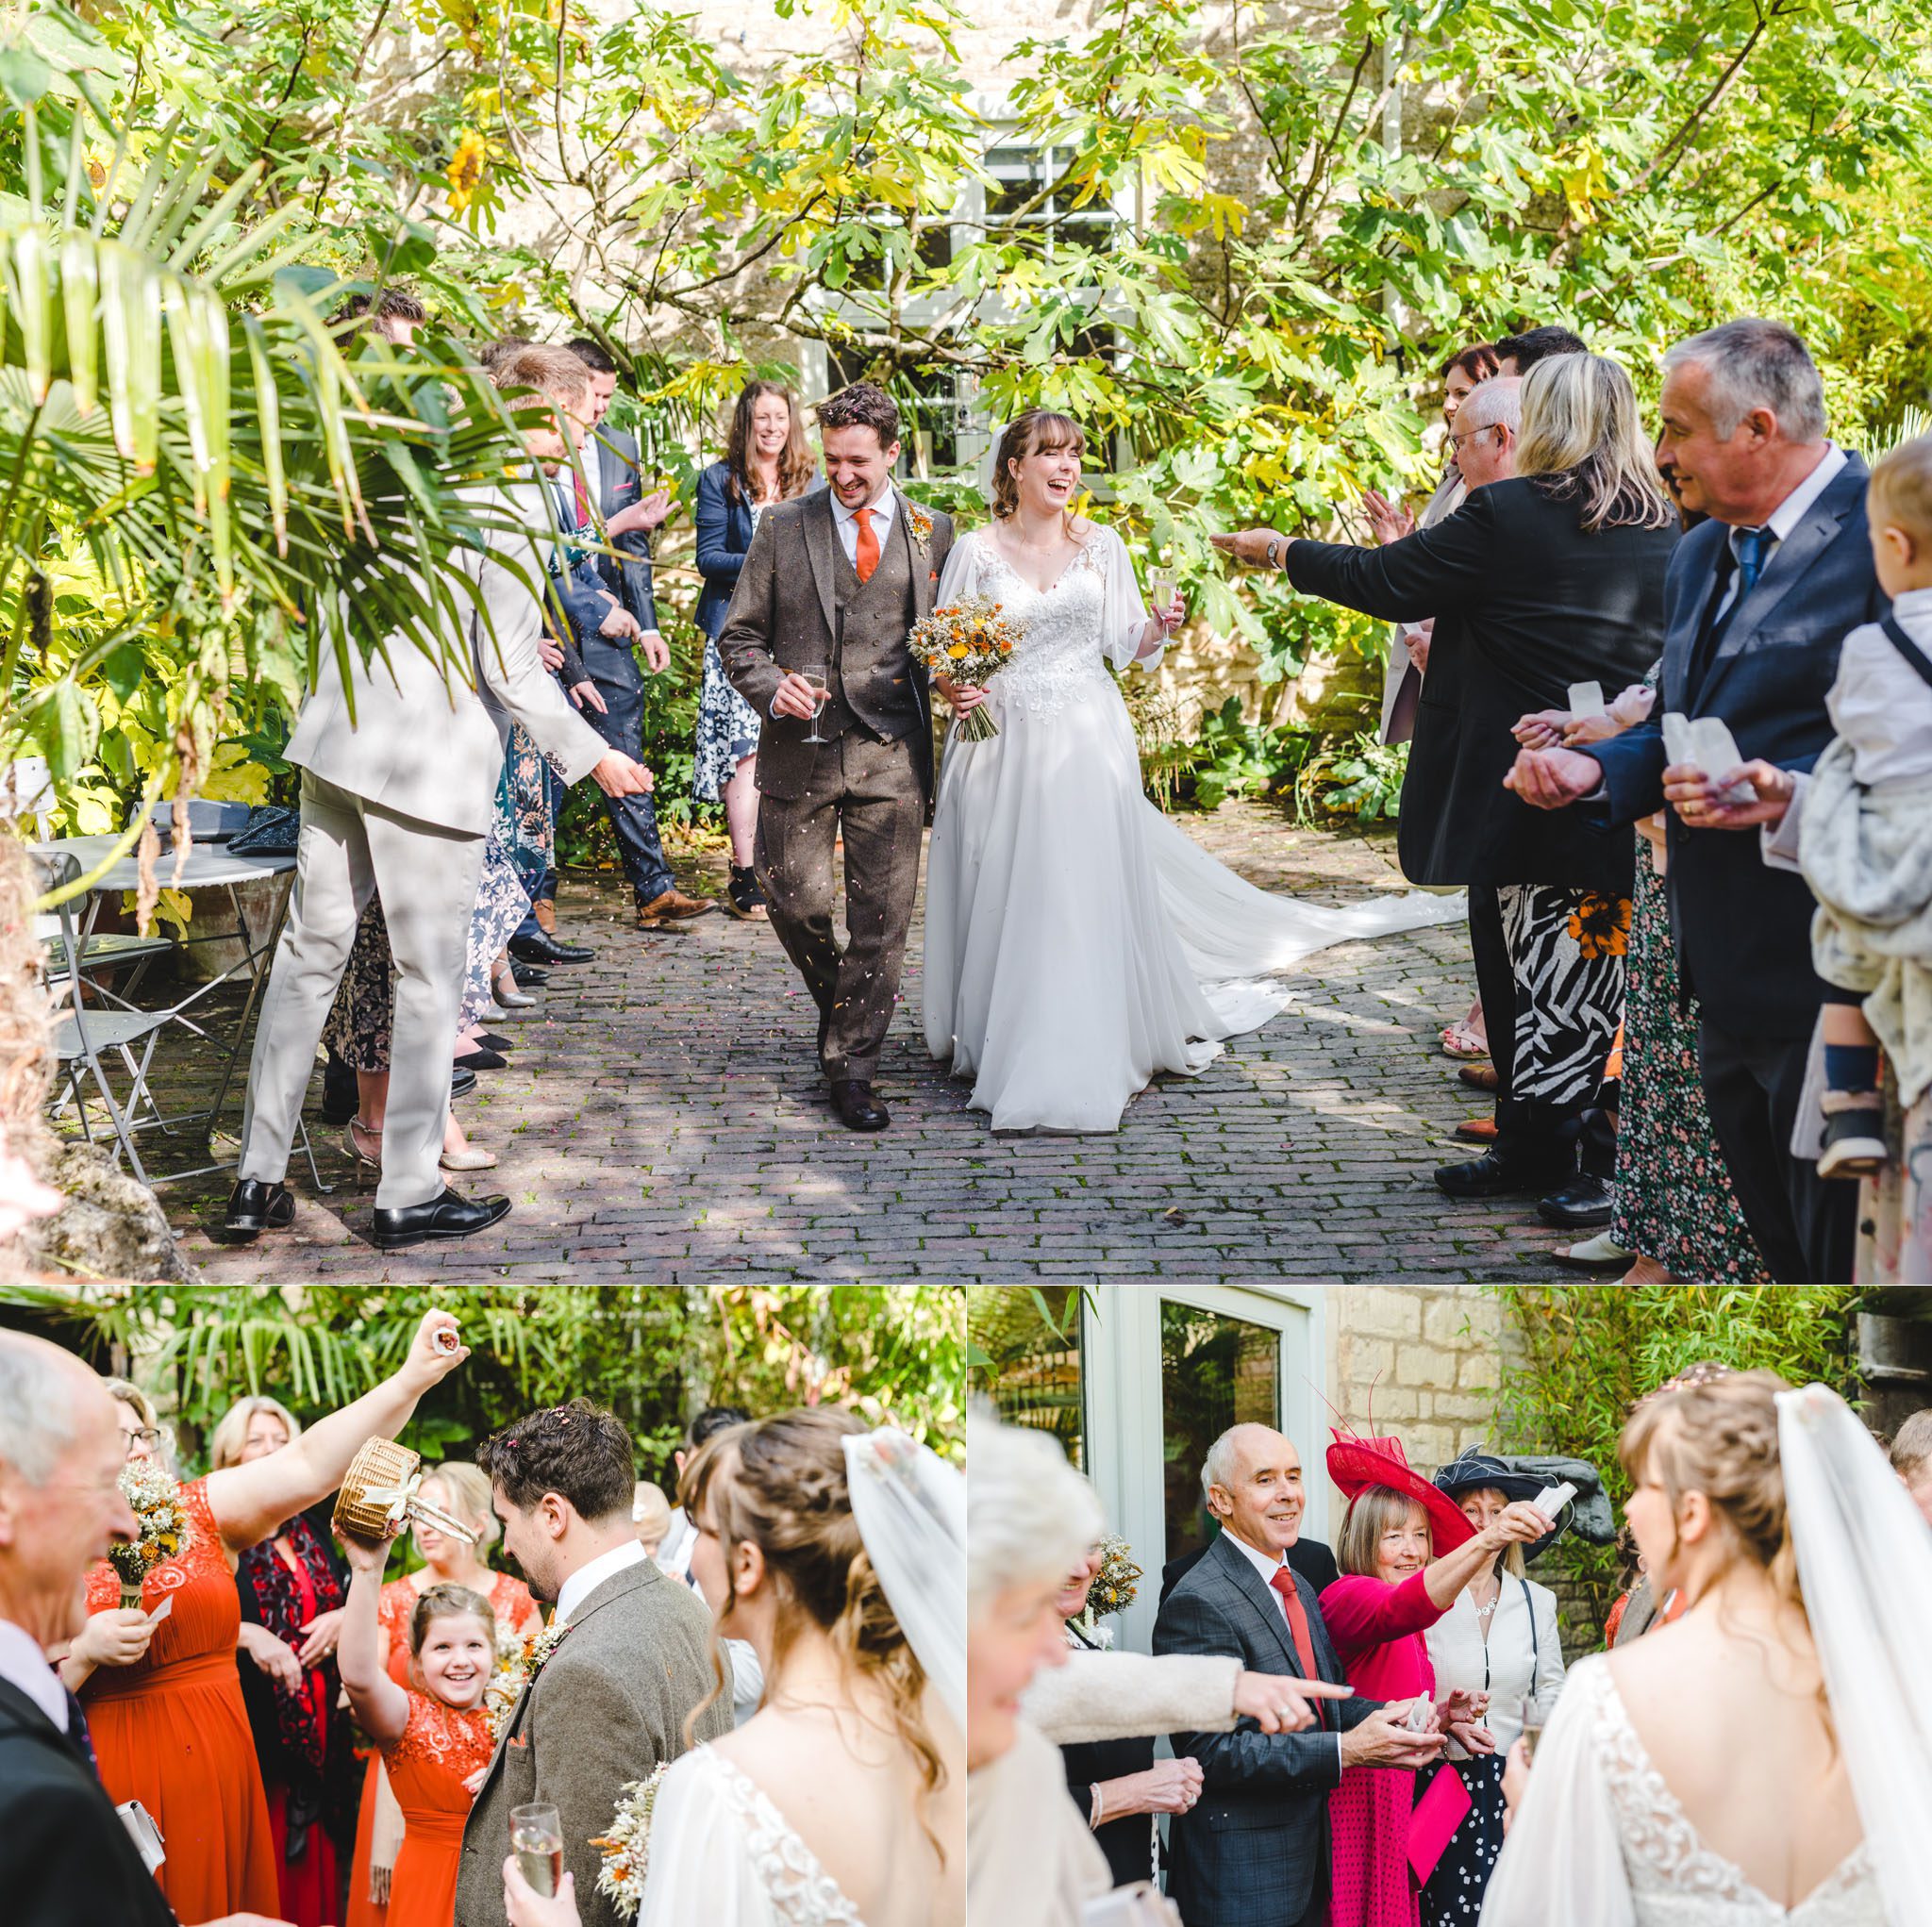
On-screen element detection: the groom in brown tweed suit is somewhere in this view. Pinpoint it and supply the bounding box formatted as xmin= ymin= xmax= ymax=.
xmin=721 ymin=383 xmax=953 ymax=1131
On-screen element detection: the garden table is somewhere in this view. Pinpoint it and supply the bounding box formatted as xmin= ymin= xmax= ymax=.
xmin=36 ymin=832 xmax=316 ymax=1184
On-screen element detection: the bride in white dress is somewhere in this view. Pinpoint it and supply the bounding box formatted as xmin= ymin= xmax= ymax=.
xmin=503 ymin=1409 xmax=963 ymax=1927
xmin=922 ymin=410 xmax=1464 ymax=1133
xmin=1481 ymin=1367 xmax=1932 ymax=1927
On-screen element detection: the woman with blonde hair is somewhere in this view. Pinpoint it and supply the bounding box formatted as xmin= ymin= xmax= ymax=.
xmin=1220 ymin=352 xmax=1679 ymax=1217
xmin=1483 ymin=1366 xmax=1932 ymax=1923
xmin=209 ymin=1393 xmax=358 ymax=1927
xmin=61 ymin=1315 xmax=471 ymax=1925
xmin=344 ymin=1458 xmax=538 ymax=1927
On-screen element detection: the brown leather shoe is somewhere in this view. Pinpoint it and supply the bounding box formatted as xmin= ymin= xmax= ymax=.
xmin=636 ymin=888 xmax=717 ymax=930
xmin=829 ymin=1080 xmax=890 ymax=1131
xmin=1454 ymin=1115 xmax=1498 ymax=1143
xmin=1457 ymin=1063 xmax=1500 ymax=1092
xmin=532 ymin=898 xmax=557 ymax=935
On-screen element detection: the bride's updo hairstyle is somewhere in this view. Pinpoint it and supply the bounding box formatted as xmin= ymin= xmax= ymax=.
xmin=992 ymin=409 xmax=1084 ymax=522
xmin=1618 ymin=1364 xmax=1804 ymax=1614
xmin=680 ymin=1407 xmax=946 ymax=1826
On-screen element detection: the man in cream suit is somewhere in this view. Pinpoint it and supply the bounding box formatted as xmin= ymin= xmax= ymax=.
xmin=227 ymin=344 xmax=651 ymax=1251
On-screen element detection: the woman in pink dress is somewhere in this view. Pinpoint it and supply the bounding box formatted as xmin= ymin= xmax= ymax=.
xmin=1317 ymin=1431 xmax=1551 ymax=1927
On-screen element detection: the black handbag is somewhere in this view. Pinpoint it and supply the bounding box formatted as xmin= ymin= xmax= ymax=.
xmin=227 ymin=804 xmax=303 ymax=856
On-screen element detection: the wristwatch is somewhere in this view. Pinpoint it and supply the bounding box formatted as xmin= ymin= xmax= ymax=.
xmin=1266 ymin=537 xmax=1284 ymax=570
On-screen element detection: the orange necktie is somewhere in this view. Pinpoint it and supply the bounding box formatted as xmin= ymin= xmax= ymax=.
xmin=1269 ymin=1566 xmax=1328 ymax=1728
xmin=854 ymin=505 xmax=879 ymax=584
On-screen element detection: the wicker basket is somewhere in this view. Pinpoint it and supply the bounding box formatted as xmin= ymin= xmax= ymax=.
xmin=333 ymin=1437 xmax=477 ymax=1546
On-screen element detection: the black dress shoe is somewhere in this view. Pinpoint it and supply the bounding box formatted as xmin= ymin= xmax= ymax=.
xmin=453 ymin=1046 xmax=508 ymax=1071
xmin=508 ymin=931 xmax=593 ymax=967
xmin=829 ymin=1079 xmax=890 ymax=1132
xmin=1537 ymin=1172 xmax=1616 ymax=1229
xmin=371 ymin=1188 xmax=512 ymax=1251
xmin=225 ymin=1179 xmax=294 ymax=1239
xmin=1435 ymin=1151 xmax=1571 ymax=1199
xmin=451 ymin=1067 xmax=478 ymax=1101
xmin=474 ymin=1033 xmax=511 ymax=1053
xmin=510 ymin=962 xmax=550 ymax=988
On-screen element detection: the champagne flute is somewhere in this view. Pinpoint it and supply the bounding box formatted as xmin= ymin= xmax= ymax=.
xmin=1149 ymin=566 xmax=1177 ymax=632
xmin=510 ymin=1802 xmax=564 ymax=1898
xmin=800 ymin=663 xmax=831 ymax=744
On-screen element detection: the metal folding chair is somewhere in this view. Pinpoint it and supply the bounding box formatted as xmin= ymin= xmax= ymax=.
xmin=35 ymin=849 xmax=175 ymax=1186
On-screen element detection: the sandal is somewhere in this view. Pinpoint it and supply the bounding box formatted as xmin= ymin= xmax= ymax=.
xmin=1440 ymin=1022 xmax=1489 ymax=1061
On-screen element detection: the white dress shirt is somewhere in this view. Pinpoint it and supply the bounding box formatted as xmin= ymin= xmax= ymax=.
xmin=555 ymin=1537 xmax=648 ymax=1627
xmin=830 ymin=482 xmax=897 ymax=567
xmin=1710 ymin=441 xmax=1848 ymax=625
xmin=1217 ymin=1529 xmax=1344 ymax=1769
xmin=0 ymin=1617 xmax=70 ymax=1733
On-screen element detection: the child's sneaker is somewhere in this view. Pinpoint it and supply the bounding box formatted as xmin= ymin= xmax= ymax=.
xmin=1817 ymin=1098 xmax=1889 ymax=1179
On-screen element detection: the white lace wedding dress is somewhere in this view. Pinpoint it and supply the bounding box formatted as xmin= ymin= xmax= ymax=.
xmin=1479 ymin=1655 xmax=1884 ymax=1926
xmin=641 ymin=1744 xmax=867 ymax=1926
xmin=921 ymin=523 xmax=1466 ymax=1132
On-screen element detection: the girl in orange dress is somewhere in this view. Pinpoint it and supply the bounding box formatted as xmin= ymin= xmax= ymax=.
xmin=60 ymin=1314 xmax=473 ymax=1926
xmin=346 ymin=1463 xmax=539 ymax=1927
xmin=339 ymin=1530 xmax=496 ymax=1927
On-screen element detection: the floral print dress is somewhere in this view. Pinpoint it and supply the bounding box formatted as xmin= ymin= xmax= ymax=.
xmin=1608 ymin=836 xmax=1770 ymax=1280
xmin=693 ymin=501 xmax=766 ymax=803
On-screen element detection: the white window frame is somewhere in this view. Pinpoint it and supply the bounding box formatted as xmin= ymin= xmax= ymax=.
xmin=801 ymin=102 xmax=1135 ymax=477
xmin=1080 ymin=1284 xmax=1327 ymax=1658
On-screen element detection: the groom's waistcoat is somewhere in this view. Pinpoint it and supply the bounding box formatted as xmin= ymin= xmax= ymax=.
xmin=822 ymin=521 xmax=924 ymax=744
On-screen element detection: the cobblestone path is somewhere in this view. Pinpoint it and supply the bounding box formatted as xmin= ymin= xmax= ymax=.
xmin=170 ymin=805 xmax=1575 ymax=1283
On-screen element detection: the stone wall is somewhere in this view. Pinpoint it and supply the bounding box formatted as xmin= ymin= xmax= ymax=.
xmin=1324 ymin=1284 xmax=1509 ymax=1475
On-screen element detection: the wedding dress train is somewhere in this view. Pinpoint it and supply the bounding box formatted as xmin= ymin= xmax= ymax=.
xmin=921 ymin=523 xmax=1465 ymax=1132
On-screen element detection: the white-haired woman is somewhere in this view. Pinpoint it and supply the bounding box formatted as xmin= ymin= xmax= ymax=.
xmin=1220 ymin=353 xmax=1679 ymax=1212
xmin=967 ymin=1411 xmax=1345 ymax=1927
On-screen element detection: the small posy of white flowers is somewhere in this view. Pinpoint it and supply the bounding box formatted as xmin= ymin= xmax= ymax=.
xmin=1077 ymin=1535 xmax=1141 ymax=1640
xmin=109 ymin=1459 xmax=188 ymax=1605
xmin=485 ymin=1620 xmax=569 ymax=1742
xmin=593 ymin=1762 xmax=670 ymax=1919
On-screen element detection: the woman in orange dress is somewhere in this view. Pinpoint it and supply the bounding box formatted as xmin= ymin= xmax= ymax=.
xmin=346 ymin=1462 xmax=538 ymax=1927
xmin=339 ymin=1529 xmax=496 ymax=1927
xmin=59 ymin=1312 xmax=472 ymax=1926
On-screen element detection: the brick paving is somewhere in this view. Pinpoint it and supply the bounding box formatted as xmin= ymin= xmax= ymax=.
xmin=156 ymin=804 xmax=1576 ymax=1283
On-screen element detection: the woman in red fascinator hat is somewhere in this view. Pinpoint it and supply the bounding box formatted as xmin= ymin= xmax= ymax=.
xmin=1318 ymin=1420 xmax=1556 ymax=1927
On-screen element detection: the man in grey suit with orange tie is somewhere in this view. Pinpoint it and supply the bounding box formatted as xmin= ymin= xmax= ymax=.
xmin=227 ymin=345 xmax=652 ymax=1251
xmin=720 ymin=382 xmax=953 ymax=1132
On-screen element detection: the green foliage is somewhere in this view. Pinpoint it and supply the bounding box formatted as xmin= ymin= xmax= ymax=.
xmin=1491 ymin=1286 xmax=1860 ymax=1641
xmin=1301 ymin=734 xmax=1410 ymax=822
xmin=1148 ymin=695 xmax=1312 ymax=812
xmin=7 ymin=0 xmax=1932 ymax=864
xmin=2 ymin=1284 xmax=967 ymax=1473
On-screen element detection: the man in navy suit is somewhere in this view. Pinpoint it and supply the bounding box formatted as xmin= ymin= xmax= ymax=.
xmin=1509 ymin=320 xmax=1880 ymax=1282
xmin=1153 ymin=1424 xmax=1443 ymax=1927
xmin=0 ymin=1333 xmax=289 ymax=1927
xmin=510 ymin=341 xmax=714 ymax=962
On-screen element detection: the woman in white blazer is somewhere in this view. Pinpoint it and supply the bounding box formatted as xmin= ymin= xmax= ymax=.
xmin=1420 ymin=1453 xmax=1567 ymax=1926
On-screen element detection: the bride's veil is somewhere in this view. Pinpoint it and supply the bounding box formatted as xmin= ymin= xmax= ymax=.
xmin=1778 ymin=1383 xmax=1932 ymax=1927
xmin=843 ymin=1428 xmax=965 ymax=1730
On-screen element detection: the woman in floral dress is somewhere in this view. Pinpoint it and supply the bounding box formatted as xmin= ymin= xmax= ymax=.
xmin=692 ymin=380 xmax=820 ymax=919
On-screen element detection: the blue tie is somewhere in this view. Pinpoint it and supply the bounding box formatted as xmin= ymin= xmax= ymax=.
xmin=63 ymin=1685 xmax=100 ymax=1780
xmin=1732 ymin=524 xmax=1770 ymax=601
xmin=1692 ymin=524 xmax=1771 ymax=694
